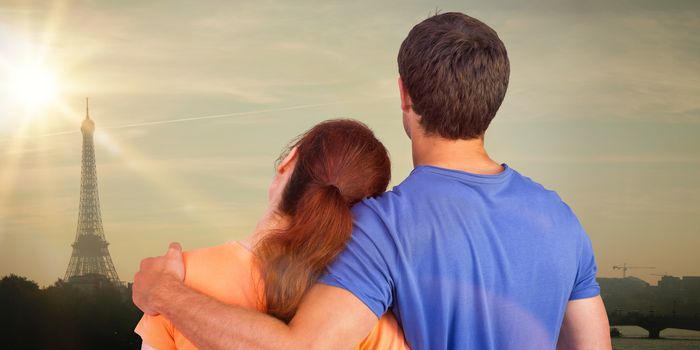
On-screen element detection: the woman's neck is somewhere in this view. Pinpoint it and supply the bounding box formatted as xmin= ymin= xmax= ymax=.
xmin=239 ymin=208 xmax=288 ymax=251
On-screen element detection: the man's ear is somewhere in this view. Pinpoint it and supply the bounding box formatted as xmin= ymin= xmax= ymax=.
xmin=398 ymin=76 xmax=413 ymax=113
xmin=277 ymin=146 xmax=299 ymax=175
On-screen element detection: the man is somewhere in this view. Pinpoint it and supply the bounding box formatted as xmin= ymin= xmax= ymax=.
xmin=133 ymin=12 xmax=611 ymax=350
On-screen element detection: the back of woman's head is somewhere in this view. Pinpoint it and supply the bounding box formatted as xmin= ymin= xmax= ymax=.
xmin=255 ymin=119 xmax=391 ymax=323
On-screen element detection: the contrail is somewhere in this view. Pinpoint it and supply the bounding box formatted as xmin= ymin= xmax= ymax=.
xmin=17 ymin=96 xmax=393 ymax=139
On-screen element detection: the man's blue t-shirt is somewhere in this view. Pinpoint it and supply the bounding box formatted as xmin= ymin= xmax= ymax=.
xmin=319 ymin=163 xmax=600 ymax=350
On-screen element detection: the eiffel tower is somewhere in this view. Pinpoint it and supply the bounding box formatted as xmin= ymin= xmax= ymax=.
xmin=64 ymin=99 xmax=120 ymax=285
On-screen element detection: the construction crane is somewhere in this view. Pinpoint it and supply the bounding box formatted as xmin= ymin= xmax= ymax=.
xmin=612 ymin=263 xmax=655 ymax=278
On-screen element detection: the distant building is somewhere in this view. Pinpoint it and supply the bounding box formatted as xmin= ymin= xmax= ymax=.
xmin=682 ymin=276 xmax=700 ymax=293
xmin=658 ymin=275 xmax=682 ymax=291
xmin=598 ymin=276 xmax=650 ymax=292
xmin=64 ymin=99 xmax=121 ymax=286
xmin=599 ymin=275 xmax=700 ymax=317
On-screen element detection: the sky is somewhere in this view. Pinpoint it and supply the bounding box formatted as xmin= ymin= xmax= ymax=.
xmin=0 ymin=0 xmax=698 ymax=287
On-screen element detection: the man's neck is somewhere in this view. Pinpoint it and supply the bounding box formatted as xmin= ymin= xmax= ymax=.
xmin=411 ymin=133 xmax=504 ymax=175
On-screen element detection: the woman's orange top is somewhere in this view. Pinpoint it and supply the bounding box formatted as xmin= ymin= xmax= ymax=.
xmin=135 ymin=241 xmax=408 ymax=350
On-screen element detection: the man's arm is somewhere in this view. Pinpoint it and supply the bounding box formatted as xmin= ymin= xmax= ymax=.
xmin=159 ymin=280 xmax=377 ymax=350
xmin=133 ymin=244 xmax=378 ymax=350
xmin=556 ymin=295 xmax=611 ymax=350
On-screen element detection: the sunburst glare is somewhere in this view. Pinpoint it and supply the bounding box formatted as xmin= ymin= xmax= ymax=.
xmin=9 ymin=62 xmax=58 ymax=110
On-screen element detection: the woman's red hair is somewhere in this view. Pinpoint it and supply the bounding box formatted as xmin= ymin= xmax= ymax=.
xmin=254 ymin=119 xmax=391 ymax=323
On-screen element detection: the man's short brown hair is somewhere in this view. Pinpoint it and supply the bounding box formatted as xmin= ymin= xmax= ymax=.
xmin=398 ymin=12 xmax=510 ymax=140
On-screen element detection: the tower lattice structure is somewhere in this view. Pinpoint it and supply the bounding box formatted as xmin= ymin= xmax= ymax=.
xmin=64 ymin=99 xmax=120 ymax=284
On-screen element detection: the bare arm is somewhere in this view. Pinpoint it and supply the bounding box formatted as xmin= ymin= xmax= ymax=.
xmin=133 ymin=245 xmax=378 ymax=350
xmin=155 ymin=280 xmax=376 ymax=350
xmin=556 ymin=295 xmax=611 ymax=350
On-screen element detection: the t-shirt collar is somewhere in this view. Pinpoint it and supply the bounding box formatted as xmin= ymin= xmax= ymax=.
xmin=411 ymin=163 xmax=514 ymax=184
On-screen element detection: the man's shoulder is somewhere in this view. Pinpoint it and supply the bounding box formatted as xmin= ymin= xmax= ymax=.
xmin=351 ymin=179 xmax=410 ymax=224
xmin=353 ymin=168 xmax=435 ymax=209
xmin=510 ymin=170 xmax=586 ymax=234
xmin=508 ymin=168 xmax=572 ymax=207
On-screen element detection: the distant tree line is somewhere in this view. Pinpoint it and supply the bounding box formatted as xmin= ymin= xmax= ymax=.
xmin=0 ymin=274 xmax=142 ymax=349
xmin=4 ymin=273 xmax=697 ymax=348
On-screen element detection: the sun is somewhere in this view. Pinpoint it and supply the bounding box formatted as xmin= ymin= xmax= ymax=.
xmin=8 ymin=62 xmax=59 ymax=111
xmin=0 ymin=52 xmax=67 ymax=134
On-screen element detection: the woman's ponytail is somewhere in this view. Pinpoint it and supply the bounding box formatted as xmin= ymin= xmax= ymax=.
xmin=256 ymin=184 xmax=352 ymax=322
xmin=254 ymin=120 xmax=391 ymax=323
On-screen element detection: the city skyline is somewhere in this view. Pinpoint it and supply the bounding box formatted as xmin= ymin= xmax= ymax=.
xmin=0 ymin=0 xmax=699 ymax=286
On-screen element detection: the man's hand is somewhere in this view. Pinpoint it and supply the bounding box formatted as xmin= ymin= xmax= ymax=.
xmin=133 ymin=242 xmax=186 ymax=315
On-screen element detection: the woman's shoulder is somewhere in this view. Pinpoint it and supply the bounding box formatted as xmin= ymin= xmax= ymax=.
xmin=182 ymin=241 xmax=261 ymax=307
xmin=183 ymin=241 xmax=251 ymax=268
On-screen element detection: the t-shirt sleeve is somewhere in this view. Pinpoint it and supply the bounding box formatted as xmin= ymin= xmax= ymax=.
xmin=318 ymin=201 xmax=397 ymax=319
xmin=569 ymin=226 xmax=601 ymax=300
xmin=134 ymin=314 xmax=176 ymax=350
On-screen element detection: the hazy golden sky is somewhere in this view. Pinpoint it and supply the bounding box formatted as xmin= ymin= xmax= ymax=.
xmin=0 ymin=0 xmax=698 ymax=286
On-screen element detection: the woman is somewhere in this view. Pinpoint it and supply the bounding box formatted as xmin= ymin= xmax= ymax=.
xmin=136 ymin=119 xmax=409 ymax=349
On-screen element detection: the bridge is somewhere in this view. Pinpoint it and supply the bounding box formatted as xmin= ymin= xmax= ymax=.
xmin=609 ymin=312 xmax=700 ymax=338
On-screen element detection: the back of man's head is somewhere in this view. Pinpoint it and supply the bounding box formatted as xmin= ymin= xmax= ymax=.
xmin=398 ymin=12 xmax=510 ymax=140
